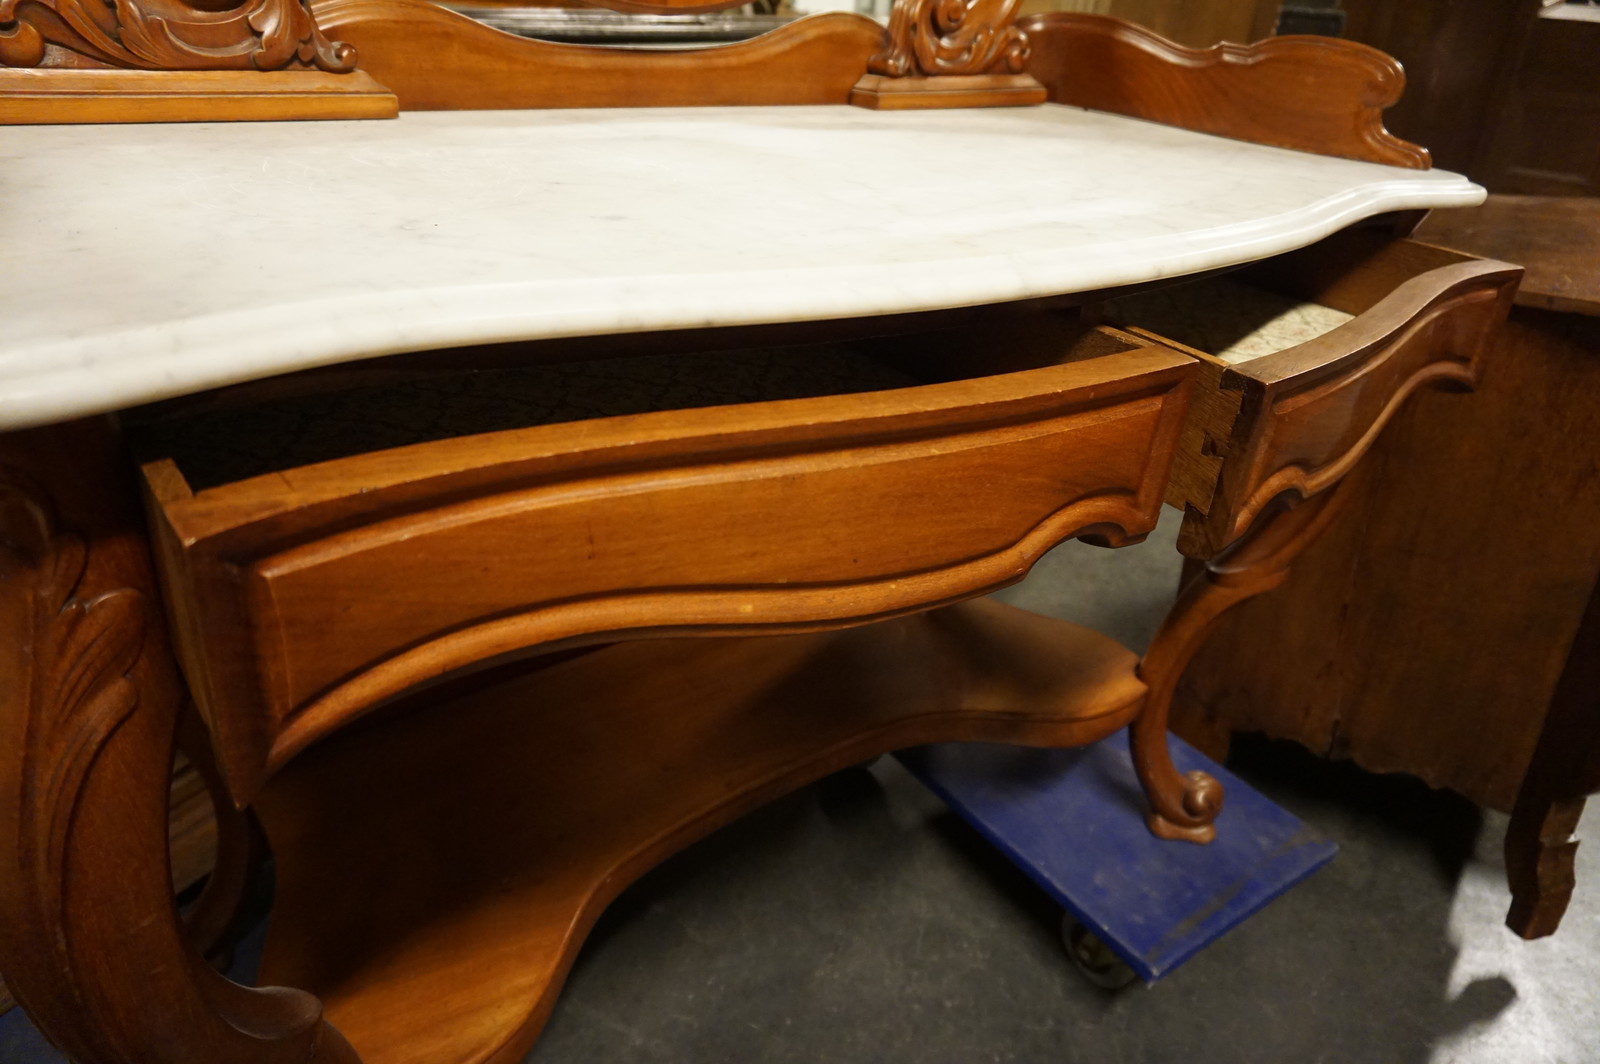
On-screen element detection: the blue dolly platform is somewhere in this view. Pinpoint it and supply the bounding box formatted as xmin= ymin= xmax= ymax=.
xmin=896 ymin=729 xmax=1336 ymax=985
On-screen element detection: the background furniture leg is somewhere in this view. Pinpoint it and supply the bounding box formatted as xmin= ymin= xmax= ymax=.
xmin=0 ymin=419 xmax=360 ymax=1064
xmin=1504 ymin=572 xmax=1600 ymax=939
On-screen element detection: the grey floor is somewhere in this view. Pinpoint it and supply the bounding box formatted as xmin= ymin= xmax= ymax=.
xmin=4 ymin=511 xmax=1597 ymax=1063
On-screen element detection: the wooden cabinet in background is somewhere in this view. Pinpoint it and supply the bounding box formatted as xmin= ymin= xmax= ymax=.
xmin=1476 ymin=9 xmax=1600 ymax=196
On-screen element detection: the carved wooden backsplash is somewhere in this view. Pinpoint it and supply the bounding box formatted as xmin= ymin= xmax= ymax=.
xmin=0 ymin=0 xmax=354 ymax=71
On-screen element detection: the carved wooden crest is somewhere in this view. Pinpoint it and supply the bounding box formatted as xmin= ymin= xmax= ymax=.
xmin=868 ymin=0 xmax=1031 ymax=78
xmin=0 ymin=0 xmax=396 ymax=122
xmin=0 ymin=0 xmax=354 ymax=71
xmin=850 ymin=0 xmax=1045 ymax=110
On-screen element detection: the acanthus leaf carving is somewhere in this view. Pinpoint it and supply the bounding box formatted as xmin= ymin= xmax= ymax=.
xmin=0 ymin=0 xmax=356 ymax=72
xmin=2 ymin=476 xmax=146 ymax=960
xmin=868 ymin=0 xmax=1031 ymax=78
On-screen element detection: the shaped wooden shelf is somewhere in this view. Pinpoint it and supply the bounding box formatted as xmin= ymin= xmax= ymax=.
xmin=251 ymin=599 xmax=1144 ymax=1064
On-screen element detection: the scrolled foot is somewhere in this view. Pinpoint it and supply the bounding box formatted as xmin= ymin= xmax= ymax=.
xmin=1143 ymin=770 xmax=1222 ymax=844
xmin=1133 ymin=486 xmax=1350 ymax=849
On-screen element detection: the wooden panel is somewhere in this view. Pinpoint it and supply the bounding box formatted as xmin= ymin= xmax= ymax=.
xmin=0 ymin=69 xmax=396 ymax=124
xmin=1176 ymin=307 xmax=1600 ymax=812
xmin=311 ymin=0 xmax=884 ymax=109
xmin=254 ymin=600 xmax=1145 ymax=1064
xmin=1105 ymin=0 xmax=1272 ymax=48
xmin=1020 ymin=12 xmax=1430 ymax=168
xmin=1017 ymin=0 xmax=1272 ymax=48
xmin=848 ymin=73 xmax=1047 ymax=109
xmin=143 ymin=339 xmax=1194 ymax=802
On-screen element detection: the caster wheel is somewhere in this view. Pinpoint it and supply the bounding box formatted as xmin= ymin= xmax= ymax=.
xmin=1061 ymin=917 xmax=1138 ymax=991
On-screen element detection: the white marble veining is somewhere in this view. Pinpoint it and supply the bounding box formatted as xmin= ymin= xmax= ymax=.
xmin=0 ymin=105 xmax=1482 ymax=429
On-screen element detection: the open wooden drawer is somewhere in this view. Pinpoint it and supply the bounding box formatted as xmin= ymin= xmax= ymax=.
xmin=1094 ymin=230 xmax=1522 ymax=558
xmin=137 ymin=321 xmax=1194 ymax=802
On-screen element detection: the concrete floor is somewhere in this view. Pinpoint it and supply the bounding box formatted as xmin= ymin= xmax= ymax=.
xmin=4 ymin=511 xmax=1596 ymax=1063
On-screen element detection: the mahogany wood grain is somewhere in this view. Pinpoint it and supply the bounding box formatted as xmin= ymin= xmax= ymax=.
xmin=253 ymin=598 xmax=1145 ymax=1064
xmin=0 ymin=418 xmax=356 ymax=1064
xmin=1020 ymin=12 xmax=1431 ymax=169
xmin=311 ymin=0 xmax=883 ymax=110
xmin=1099 ymin=0 xmax=1277 ymax=49
xmin=0 ymin=69 xmax=397 ymax=123
xmin=143 ymin=336 xmax=1194 ymax=804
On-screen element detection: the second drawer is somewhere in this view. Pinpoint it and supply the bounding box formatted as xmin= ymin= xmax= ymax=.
xmin=1098 ymin=230 xmax=1521 ymax=557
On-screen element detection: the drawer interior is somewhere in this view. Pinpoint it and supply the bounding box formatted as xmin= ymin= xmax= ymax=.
xmin=132 ymin=343 xmax=920 ymax=492
xmin=1085 ymin=229 xmax=1519 ymax=558
xmin=130 ymin=310 xmax=1135 ymax=492
xmin=1098 ymin=274 xmax=1355 ymax=366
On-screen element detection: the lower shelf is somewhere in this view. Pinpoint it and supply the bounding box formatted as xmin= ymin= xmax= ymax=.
xmin=253 ymin=598 xmax=1144 ymax=1064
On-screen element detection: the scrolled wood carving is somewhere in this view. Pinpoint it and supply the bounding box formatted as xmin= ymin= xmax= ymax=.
xmin=0 ymin=445 xmax=359 ymax=1064
xmin=0 ymin=0 xmax=356 ymax=72
xmin=868 ymin=0 xmax=1030 ymax=78
xmin=1021 ymin=12 xmax=1430 ymax=169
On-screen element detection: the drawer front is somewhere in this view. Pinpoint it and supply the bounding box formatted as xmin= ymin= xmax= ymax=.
xmin=145 ymin=339 xmax=1192 ymax=799
xmin=1126 ymin=236 xmax=1521 ymax=557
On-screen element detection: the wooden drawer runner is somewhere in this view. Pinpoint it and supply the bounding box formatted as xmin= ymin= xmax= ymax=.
xmin=1100 ymin=231 xmax=1521 ymax=557
xmin=140 ymin=330 xmax=1193 ymax=800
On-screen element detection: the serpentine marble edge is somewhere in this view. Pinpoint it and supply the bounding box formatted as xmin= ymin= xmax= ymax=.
xmin=0 ymin=104 xmax=1484 ymax=430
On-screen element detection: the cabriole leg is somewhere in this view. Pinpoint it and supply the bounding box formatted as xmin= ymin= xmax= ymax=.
xmin=0 ymin=419 xmax=359 ymax=1064
xmin=1132 ymin=485 xmax=1351 ymax=843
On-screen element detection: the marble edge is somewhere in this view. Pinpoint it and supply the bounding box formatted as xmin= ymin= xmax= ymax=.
xmin=0 ymin=176 xmax=1484 ymax=431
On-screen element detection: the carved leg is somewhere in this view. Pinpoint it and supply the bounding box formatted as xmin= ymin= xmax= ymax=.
xmin=1133 ymin=485 xmax=1352 ymax=843
xmin=178 ymin=704 xmax=268 ymax=963
xmin=0 ymin=419 xmax=359 ymax=1064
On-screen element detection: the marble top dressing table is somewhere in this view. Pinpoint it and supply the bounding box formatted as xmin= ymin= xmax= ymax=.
xmin=0 ymin=5 xmax=1518 ymax=1063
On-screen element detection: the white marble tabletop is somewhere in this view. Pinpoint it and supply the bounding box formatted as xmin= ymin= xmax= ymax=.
xmin=0 ymin=104 xmax=1483 ymax=429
